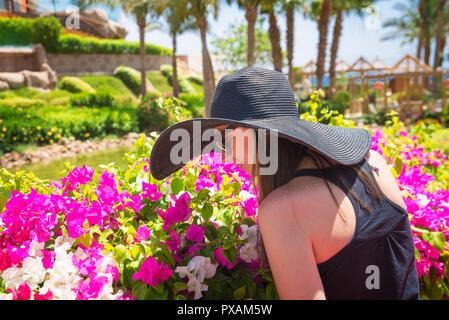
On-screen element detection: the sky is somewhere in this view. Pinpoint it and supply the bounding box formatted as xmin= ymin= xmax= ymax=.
xmin=36 ymin=0 xmax=443 ymax=70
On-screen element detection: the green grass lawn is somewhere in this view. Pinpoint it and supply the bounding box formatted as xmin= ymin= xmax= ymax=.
xmin=78 ymin=75 xmax=136 ymax=104
xmin=147 ymin=71 xmax=173 ymax=94
xmin=188 ymin=80 xmax=203 ymax=95
xmin=147 ymin=71 xmax=204 ymax=95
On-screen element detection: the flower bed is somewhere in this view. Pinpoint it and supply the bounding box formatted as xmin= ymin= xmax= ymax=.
xmin=1 ymin=92 xmax=449 ymax=300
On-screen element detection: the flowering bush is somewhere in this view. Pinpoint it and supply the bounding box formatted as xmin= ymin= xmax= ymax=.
xmin=0 ymin=132 xmax=275 ymax=300
xmin=1 ymin=90 xmax=449 ymax=300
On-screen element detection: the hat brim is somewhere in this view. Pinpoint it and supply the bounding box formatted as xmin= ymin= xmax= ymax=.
xmin=149 ymin=116 xmax=372 ymax=180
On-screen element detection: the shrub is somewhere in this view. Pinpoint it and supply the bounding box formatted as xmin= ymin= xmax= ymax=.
xmin=186 ymin=74 xmax=204 ymax=85
xmin=59 ymin=77 xmax=96 ymax=94
xmin=0 ymin=17 xmax=62 ymax=50
xmin=53 ymin=34 xmax=172 ymax=55
xmin=160 ymin=65 xmax=196 ymax=95
xmin=69 ymin=91 xmax=114 ymax=108
xmin=179 ymin=93 xmax=204 ymax=118
xmin=113 ymin=65 xmax=143 ymax=96
xmin=137 ymin=95 xmax=192 ymax=132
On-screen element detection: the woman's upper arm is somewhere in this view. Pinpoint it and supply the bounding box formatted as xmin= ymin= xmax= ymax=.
xmin=258 ymin=191 xmax=326 ymax=300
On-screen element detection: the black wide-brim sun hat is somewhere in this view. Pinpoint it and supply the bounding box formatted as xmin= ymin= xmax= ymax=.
xmin=149 ymin=67 xmax=372 ymax=180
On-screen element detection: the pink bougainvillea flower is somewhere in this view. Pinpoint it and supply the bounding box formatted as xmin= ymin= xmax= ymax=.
xmin=132 ymin=256 xmax=173 ymax=287
xmin=34 ymin=289 xmax=54 ymax=300
xmin=75 ymin=276 xmax=109 ymax=300
xmin=214 ymin=247 xmax=237 ymax=270
xmin=106 ymin=264 xmax=120 ymax=283
xmin=141 ymin=182 xmax=163 ymax=202
xmin=41 ymin=249 xmax=55 ymax=269
xmin=157 ymin=192 xmax=192 ymax=231
xmin=185 ymin=224 xmax=205 ymax=243
xmin=7 ymin=282 xmax=31 ymax=300
xmin=136 ymin=224 xmax=152 ymax=242
xmin=61 ymin=164 xmax=95 ymax=192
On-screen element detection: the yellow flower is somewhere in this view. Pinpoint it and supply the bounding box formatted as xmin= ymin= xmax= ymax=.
xmin=0 ymin=119 xmax=2 ymax=123
xmin=40 ymin=137 xmax=44 ymax=141
xmin=34 ymin=137 xmax=38 ymax=141
xmin=84 ymin=132 xmax=90 ymax=138
xmin=2 ymin=127 xmax=6 ymax=132
xmin=26 ymin=114 xmax=30 ymax=119
xmin=50 ymin=139 xmax=54 ymax=144
xmin=36 ymin=126 xmax=41 ymax=130
xmin=51 ymin=127 xmax=57 ymax=132
xmin=0 ymin=134 xmax=4 ymax=138
xmin=24 ymin=137 xmax=28 ymax=141
xmin=56 ymin=134 xmax=61 ymax=139
xmin=12 ymin=136 xmax=17 ymax=141
xmin=21 ymin=127 xmax=25 ymax=131
xmin=59 ymin=129 xmax=62 ymax=133
xmin=47 ymin=131 xmax=52 ymax=136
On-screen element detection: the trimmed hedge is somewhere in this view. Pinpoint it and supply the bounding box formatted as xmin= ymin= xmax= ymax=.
xmin=53 ymin=34 xmax=173 ymax=55
xmin=0 ymin=17 xmax=62 ymax=51
xmin=59 ymin=77 xmax=96 ymax=94
xmin=70 ymin=91 xmax=114 ymax=108
xmin=113 ymin=65 xmax=142 ymax=96
xmin=160 ymin=65 xmax=196 ymax=95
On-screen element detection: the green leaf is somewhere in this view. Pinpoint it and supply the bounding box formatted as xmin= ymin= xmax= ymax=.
xmin=78 ymin=232 xmax=93 ymax=249
xmin=174 ymin=282 xmax=188 ymax=292
xmin=170 ymin=178 xmax=184 ymax=195
xmin=98 ymin=229 xmax=114 ymax=242
xmin=394 ymin=157 xmax=404 ymax=176
xmin=222 ymin=246 xmax=237 ymax=265
xmin=233 ymin=286 xmax=246 ymax=300
xmin=196 ymin=188 xmax=211 ymax=201
xmin=204 ymin=222 xmax=218 ymax=241
xmin=114 ymin=244 xmax=127 ymax=262
xmin=201 ymin=202 xmax=214 ymax=222
xmin=422 ymin=231 xmax=447 ymax=253
xmin=214 ymin=191 xmax=224 ymax=202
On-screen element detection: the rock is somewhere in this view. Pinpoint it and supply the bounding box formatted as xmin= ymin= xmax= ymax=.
xmin=81 ymin=8 xmax=109 ymax=24
xmin=0 ymin=72 xmax=26 ymax=89
xmin=81 ymin=8 xmax=128 ymax=39
xmin=0 ymin=80 xmax=9 ymax=91
xmin=21 ymin=71 xmax=51 ymax=90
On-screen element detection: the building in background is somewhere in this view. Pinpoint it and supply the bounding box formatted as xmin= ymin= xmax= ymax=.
xmin=0 ymin=0 xmax=37 ymax=17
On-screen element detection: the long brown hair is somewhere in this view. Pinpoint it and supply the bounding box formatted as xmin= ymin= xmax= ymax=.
xmin=250 ymin=132 xmax=386 ymax=263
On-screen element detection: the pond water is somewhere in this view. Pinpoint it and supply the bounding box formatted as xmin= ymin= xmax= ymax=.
xmin=10 ymin=145 xmax=133 ymax=182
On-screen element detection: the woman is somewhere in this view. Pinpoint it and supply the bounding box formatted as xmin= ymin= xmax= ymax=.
xmin=149 ymin=67 xmax=420 ymax=300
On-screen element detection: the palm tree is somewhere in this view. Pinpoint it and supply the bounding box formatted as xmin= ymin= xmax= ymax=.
xmin=382 ymin=0 xmax=439 ymax=66
xmin=75 ymin=0 xmax=167 ymax=97
xmin=282 ymin=0 xmax=308 ymax=87
xmin=228 ymin=0 xmax=263 ymax=67
xmin=433 ymin=0 xmax=447 ymax=70
xmin=315 ymin=0 xmax=332 ymax=89
xmin=185 ymin=0 xmax=219 ymax=117
xmin=164 ymin=0 xmax=197 ymax=97
xmin=327 ymin=0 xmax=373 ymax=99
xmin=261 ymin=0 xmax=283 ymax=72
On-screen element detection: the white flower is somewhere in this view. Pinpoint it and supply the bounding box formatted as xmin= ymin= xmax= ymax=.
xmin=0 ymin=292 xmax=12 ymax=300
xmin=239 ymin=225 xmax=260 ymax=263
xmin=21 ymin=257 xmax=46 ymax=290
xmin=416 ymin=194 xmax=430 ymax=208
xmin=175 ymin=256 xmax=218 ymax=300
xmin=239 ymin=190 xmax=255 ymax=201
xmin=1 ymin=267 xmax=25 ymax=290
xmin=28 ymin=241 xmax=45 ymax=259
xmin=161 ymin=182 xmax=172 ymax=196
xmin=187 ymin=277 xmax=208 ymax=300
xmin=239 ymin=243 xmax=259 ymax=263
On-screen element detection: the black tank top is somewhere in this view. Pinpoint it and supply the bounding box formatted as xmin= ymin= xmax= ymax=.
xmin=290 ymin=158 xmax=420 ymax=300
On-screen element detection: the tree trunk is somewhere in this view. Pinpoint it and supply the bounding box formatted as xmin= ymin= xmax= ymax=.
xmin=316 ymin=0 xmax=332 ymax=89
xmin=328 ymin=10 xmax=343 ymax=100
xmin=138 ymin=15 xmax=147 ymax=97
xmin=172 ymin=35 xmax=179 ymax=98
xmin=433 ymin=0 xmax=447 ymax=70
xmin=286 ymin=6 xmax=294 ymax=87
xmin=199 ymin=17 xmax=216 ymax=117
xmin=424 ymin=38 xmax=431 ymax=66
xmin=416 ymin=0 xmax=425 ymax=60
xmin=246 ymin=4 xmax=258 ymax=67
xmin=269 ymin=11 xmax=283 ymax=72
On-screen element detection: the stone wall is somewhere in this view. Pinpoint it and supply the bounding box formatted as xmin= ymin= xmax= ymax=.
xmin=46 ymin=53 xmax=173 ymax=76
xmin=0 ymin=48 xmax=40 ymax=72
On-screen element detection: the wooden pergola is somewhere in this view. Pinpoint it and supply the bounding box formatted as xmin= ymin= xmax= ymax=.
xmin=348 ymin=54 xmax=447 ymax=115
